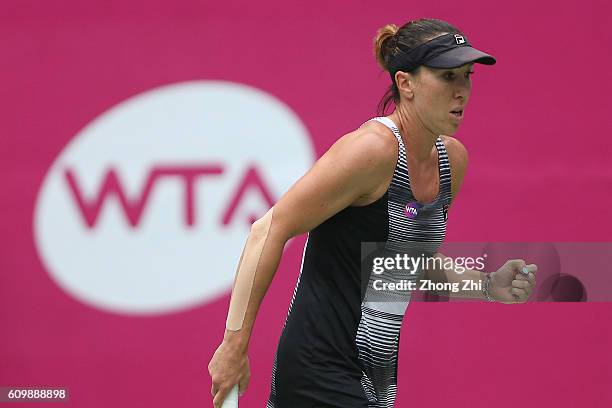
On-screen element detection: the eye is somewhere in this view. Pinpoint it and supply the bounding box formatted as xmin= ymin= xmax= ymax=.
xmin=444 ymin=70 xmax=474 ymax=81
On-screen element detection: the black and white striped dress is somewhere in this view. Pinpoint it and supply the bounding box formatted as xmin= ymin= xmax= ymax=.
xmin=267 ymin=116 xmax=452 ymax=407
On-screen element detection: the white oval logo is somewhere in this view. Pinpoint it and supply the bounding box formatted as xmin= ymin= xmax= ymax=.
xmin=34 ymin=81 xmax=315 ymax=315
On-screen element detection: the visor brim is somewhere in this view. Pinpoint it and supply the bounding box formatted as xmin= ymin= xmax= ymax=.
xmin=424 ymin=46 xmax=496 ymax=69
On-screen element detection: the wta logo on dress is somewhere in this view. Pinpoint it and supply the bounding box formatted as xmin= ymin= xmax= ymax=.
xmin=404 ymin=201 xmax=423 ymax=219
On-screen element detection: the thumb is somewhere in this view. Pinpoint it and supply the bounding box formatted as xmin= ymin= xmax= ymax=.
xmin=507 ymin=258 xmax=526 ymax=271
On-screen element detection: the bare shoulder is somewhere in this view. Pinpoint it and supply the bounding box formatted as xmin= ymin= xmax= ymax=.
xmin=266 ymin=121 xmax=400 ymax=239
xmin=440 ymin=135 xmax=469 ymax=171
xmin=440 ymin=135 xmax=469 ymax=204
xmin=331 ymin=121 xmax=399 ymax=169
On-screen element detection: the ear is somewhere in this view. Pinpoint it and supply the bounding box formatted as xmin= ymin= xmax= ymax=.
xmin=394 ymin=70 xmax=416 ymax=100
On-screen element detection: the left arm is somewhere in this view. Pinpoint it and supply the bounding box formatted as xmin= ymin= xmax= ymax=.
xmin=423 ymin=136 xmax=476 ymax=297
xmin=424 ymin=252 xmax=488 ymax=299
xmin=423 ymin=136 xmax=537 ymax=302
xmin=425 ymin=253 xmax=537 ymax=302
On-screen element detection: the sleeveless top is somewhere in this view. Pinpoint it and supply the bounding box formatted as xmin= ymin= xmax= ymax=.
xmin=267 ymin=116 xmax=452 ymax=408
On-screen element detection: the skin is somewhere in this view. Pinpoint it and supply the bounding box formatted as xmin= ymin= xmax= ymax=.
xmin=353 ymin=63 xmax=476 ymax=206
xmin=208 ymin=55 xmax=536 ymax=407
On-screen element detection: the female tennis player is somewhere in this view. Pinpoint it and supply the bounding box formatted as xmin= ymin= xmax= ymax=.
xmin=208 ymin=18 xmax=537 ymax=408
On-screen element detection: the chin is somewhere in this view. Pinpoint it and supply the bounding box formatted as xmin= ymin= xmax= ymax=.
xmin=445 ymin=125 xmax=458 ymax=136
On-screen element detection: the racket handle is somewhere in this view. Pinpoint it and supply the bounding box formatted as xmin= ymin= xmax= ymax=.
xmin=220 ymin=385 xmax=239 ymax=408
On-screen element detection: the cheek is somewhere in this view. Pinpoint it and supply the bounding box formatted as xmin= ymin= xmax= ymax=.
xmin=418 ymin=90 xmax=446 ymax=119
xmin=423 ymin=83 xmax=448 ymax=106
xmin=415 ymin=86 xmax=438 ymax=112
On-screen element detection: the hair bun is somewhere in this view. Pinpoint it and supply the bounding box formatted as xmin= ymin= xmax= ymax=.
xmin=373 ymin=24 xmax=399 ymax=71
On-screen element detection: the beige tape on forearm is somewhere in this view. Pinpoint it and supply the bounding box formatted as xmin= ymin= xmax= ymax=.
xmin=225 ymin=207 xmax=274 ymax=331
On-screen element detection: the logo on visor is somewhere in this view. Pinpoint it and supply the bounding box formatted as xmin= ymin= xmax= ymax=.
xmin=454 ymin=34 xmax=466 ymax=45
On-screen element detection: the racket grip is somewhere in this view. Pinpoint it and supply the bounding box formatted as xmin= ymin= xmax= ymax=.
xmin=220 ymin=385 xmax=239 ymax=408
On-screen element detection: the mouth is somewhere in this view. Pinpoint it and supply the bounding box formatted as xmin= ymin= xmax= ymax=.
xmin=449 ymin=109 xmax=464 ymax=121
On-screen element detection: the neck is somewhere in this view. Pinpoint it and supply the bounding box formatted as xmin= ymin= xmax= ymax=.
xmin=388 ymin=105 xmax=438 ymax=162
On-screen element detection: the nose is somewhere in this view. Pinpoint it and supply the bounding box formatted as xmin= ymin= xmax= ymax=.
xmin=454 ymin=80 xmax=471 ymax=101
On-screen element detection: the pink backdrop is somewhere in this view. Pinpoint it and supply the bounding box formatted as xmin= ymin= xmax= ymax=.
xmin=2 ymin=0 xmax=611 ymax=407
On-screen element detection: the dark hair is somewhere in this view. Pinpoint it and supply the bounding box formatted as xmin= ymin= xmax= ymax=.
xmin=373 ymin=18 xmax=465 ymax=115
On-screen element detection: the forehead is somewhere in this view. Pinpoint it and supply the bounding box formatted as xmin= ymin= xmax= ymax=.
xmin=421 ymin=62 xmax=474 ymax=75
xmin=427 ymin=63 xmax=475 ymax=72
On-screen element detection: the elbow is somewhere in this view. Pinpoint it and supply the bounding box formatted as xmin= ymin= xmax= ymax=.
xmin=250 ymin=207 xmax=291 ymax=246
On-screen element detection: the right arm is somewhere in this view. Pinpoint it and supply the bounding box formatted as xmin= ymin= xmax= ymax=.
xmin=208 ymin=129 xmax=397 ymax=407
